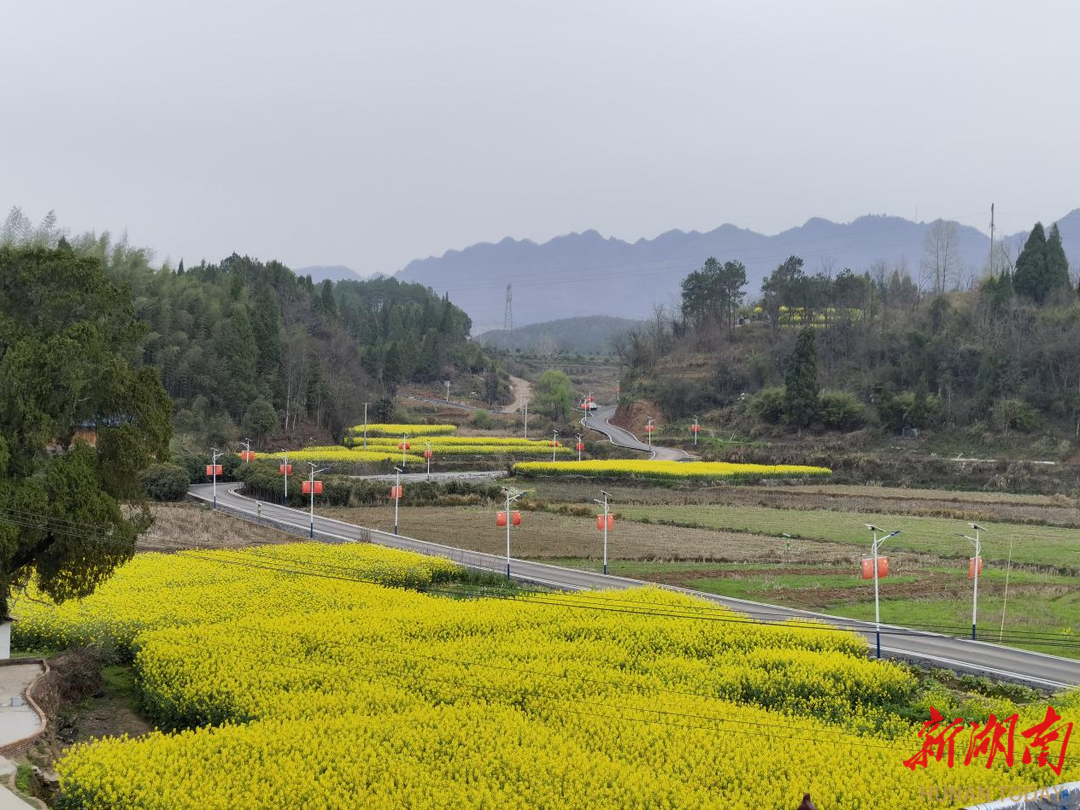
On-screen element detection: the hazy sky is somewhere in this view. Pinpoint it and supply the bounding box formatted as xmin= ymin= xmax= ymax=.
xmin=4 ymin=1 xmax=1079 ymax=275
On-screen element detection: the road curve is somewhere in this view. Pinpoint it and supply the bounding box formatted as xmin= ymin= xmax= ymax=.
xmin=583 ymin=405 xmax=694 ymax=461
xmin=190 ymin=482 xmax=1080 ymax=689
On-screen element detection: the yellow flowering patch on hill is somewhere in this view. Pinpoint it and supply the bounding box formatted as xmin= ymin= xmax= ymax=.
xmin=514 ymin=459 xmax=832 ymax=480
xmin=255 ymin=449 xmax=425 ymax=464
xmin=346 ymin=423 xmax=457 ymax=437
xmin=13 ymin=544 xmax=1075 ymax=808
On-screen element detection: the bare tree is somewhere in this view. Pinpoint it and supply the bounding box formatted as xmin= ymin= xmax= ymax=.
xmin=532 ymin=332 xmax=561 ymax=369
xmin=920 ymin=220 xmax=961 ymax=295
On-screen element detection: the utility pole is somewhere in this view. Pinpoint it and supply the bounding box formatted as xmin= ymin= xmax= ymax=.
xmin=504 ymin=284 xmax=513 ymax=332
xmin=988 ymin=203 xmax=995 ymax=278
xmin=501 ymin=487 xmax=524 ymax=578
xmin=593 ymin=490 xmax=611 ymax=575
xmin=959 ymin=523 xmax=985 ymax=640
xmin=209 ymin=448 xmax=224 ymax=508
xmin=393 ymin=467 xmax=403 ymax=535
xmin=444 ymin=380 xmax=451 ymax=403
xmin=522 ymin=398 xmax=529 ymax=439
xmin=866 ymin=524 xmax=900 ymax=659
xmin=551 ymin=429 xmax=559 ymax=462
xmin=362 ymin=402 xmax=369 ymax=450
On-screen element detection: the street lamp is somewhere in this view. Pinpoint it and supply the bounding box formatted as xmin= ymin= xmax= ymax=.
xmin=866 ymin=524 xmax=900 ymax=659
xmin=306 ymin=463 xmax=326 ymax=539
xmin=958 ymin=523 xmax=985 ymax=640
xmin=575 ymin=434 xmax=583 ymax=462
xmin=209 ymin=448 xmax=224 ymax=507
xmin=645 ymin=416 xmax=655 ymax=449
xmin=393 ymin=467 xmax=403 ymax=535
xmin=501 ymin=487 xmax=525 ymax=578
xmin=551 ymin=429 xmax=559 ymax=462
xmin=280 ymin=450 xmax=289 ymax=506
xmin=593 ymin=490 xmax=612 ymax=575
xmin=691 ymin=416 xmax=700 ymax=446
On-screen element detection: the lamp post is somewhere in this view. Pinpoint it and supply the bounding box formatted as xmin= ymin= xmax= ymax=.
xmin=866 ymin=524 xmax=900 ymax=659
xmin=522 ymin=398 xmax=529 ymax=439
xmin=393 ymin=467 xmax=403 ymax=535
xmin=444 ymin=380 xmax=451 ymax=403
xmin=551 ymin=429 xmax=559 ymax=462
xmin=280 ymin=450 xmax=289 ymax=506
xmin=425 ymin=442 xmax=433 ymax=478
xmin=959 ymin=523 xmax=985 ymax=640
xmin=210 ymin=448 xmax=224 ymax=507
xmin=691 ymin=416 xmax=700 ymax=446
xmin=575 ymin=434 xmax=583 ymax=462
xmin=502 ymin=487 xmax=524 ymax=578
xmin=307 ymin=463 xmax=326 ymax=539
xmin=400 ymin=433 xmax=409 ymax=469
xmin=645 ymin=416 xmax=654 ymax=449
xmin=593 ymin=490 xmax=611 ymax=575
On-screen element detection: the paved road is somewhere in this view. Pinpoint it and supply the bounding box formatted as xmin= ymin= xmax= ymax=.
xmin=582 ymin=405 xmax=694 ymax=461
xmin=191 ymin=483 xmax=1080 ymax=689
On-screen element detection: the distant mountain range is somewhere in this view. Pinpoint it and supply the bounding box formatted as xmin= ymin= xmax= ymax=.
xmin=478 ymin=315 xmax=643 ymax=355
xmin=395 ymin=210 xmax=1080 ymax=331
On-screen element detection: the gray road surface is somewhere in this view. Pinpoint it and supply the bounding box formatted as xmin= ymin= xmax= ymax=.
xmin=582 ymin=405 xmax=694 ymax=461
xmin=191 ymin=482 xmax=1080 ymax=689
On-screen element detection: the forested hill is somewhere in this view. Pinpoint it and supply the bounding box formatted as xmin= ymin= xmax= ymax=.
xmin=478 ymin=315 xmax=642 ymax=355
xmin=1 ymin=209 xmax=489 ymax=444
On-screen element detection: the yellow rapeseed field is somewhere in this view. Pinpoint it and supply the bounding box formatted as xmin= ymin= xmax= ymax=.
xmin=13 ymin=544 xmax=1076 ymax=808
xmin=514 ymin=459 xmax=832 ymax=480
xmin=345 ymin=423 xmax=457 ymax=437
xmin=255 ymin=449 xmax=425 ymax=464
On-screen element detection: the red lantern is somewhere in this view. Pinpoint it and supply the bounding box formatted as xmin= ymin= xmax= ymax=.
xmin=423 ymin=449 xmax=433 ymax=459
xmin=512 ymin=511 xmax=522 ymax=526
xmin=968 ymin=556 xmax=982 ymax=580
xmin=549 ymin=440 xmax=560 ymax=447
xmin=279 ymin=464 xmax=293 ymax=475
xmin=239 ymin=450 xmax=256 ymax=462
xmin=496 ymin=511 xmax=522 ymax=527
xmin=205 ymin=464 xmax=223 ymax=476
xmin=398 ymin=442 xmax=411 ymax=451
xmin=575 ymin=442 xmax=585 ymax=451
xmin=645 ymin=424 xmax=655 ymax=433
xmin=691 ymin=424 xmax=701 ymax=433
xmin=302 ymin=481 xmax=323 ymax=495
xmin=390 ymin=485 xmax=403 ymax=499
xmin=596 ymin=514 xmax=614 ymax=530
xmin=861 ymin=557 xmax=889 ymax=579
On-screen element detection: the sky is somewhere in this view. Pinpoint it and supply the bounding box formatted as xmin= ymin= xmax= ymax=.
xmin=3 ymin=0 xmax=1080 ymax=275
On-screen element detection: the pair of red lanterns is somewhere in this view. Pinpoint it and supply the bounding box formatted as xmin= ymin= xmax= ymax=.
xmin=239 ymin=450 xmax=256 ymax=462
xmin=302 ymin=480 xmax=323 ymax=495
xmin=390 ymin=485 xmax=403 ymax=499
xmin=205 ymin=464 xmax=223 ymax=476
xmin=496 ymin=511 xmax=522 ymax=527
xmin=279 ymin=464 xmax=293 ymax=475
xmin=398 ymin=441 xmax=411 ymax=451
xmin=861 ymin=556 xmax=981 ymax=580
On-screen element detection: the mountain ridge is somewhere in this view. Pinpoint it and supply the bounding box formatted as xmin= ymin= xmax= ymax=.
xmin=396 ymin=210 xmax=1080 ymax=331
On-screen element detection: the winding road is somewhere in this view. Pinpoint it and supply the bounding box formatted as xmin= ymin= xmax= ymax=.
xmin=582 ymin=404 xmax=694 ymax=461
xmin=191 ymin=482 xmax=1080 ymax=689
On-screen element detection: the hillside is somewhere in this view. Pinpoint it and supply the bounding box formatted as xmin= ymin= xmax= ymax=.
xmin=294 ymin=264 xmax=366 ymax=284
xmin=478 ymin=315 xmax=642 ymax=355
xmin=396 ymin=210 xmax=1080 ymax=329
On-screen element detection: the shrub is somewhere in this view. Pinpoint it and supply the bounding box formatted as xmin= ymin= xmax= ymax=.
xmin=751 ymin=387 xmax=786 ymax=424
xmin=472 ymin=409 xmax=494 ymax=429
xmin=818 ymin=391 xmax=866 ymax=431
xmin=991 ymin=398 xmax=1038 ymax=434
xmin=139 ymin=463 xmax=191 ymax=502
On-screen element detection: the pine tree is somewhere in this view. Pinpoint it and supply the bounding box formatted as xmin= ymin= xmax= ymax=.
xmin=250 ymin=285 xmax=282 ymax=378
xmin=1013 ymin=222 xmax=1049 ymax=303
xmin=1045 ymin=223 xmax=1071 ymax=295
xmin=784 ymin=327 xmax=819 ymax=434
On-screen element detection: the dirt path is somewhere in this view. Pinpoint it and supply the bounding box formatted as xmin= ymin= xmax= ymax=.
xmin=500 ymin=375 xmax=532 ymax=414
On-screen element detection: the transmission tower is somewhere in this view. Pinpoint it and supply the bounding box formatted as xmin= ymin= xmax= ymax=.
xmin=503 ymin=283 xmax=513 ymax=332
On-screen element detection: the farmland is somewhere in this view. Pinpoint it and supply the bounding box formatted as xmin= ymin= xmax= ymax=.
xmin=13 ymin=543 xmax=1079 ymax=808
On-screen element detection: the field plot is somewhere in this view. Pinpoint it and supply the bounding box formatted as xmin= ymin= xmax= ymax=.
xmin=14 ymin=543 xmax=1078 ymax=808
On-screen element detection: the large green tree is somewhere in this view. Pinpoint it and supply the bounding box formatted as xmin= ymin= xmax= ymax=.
xmin=784 ymin=327 xmax=820 ymax=433
xmin=1013 ymin=223 xmax=1051 ymax=303
xmin=1045 ymin=223 xmax=1071 ymax=295
xmin=0 ymin=246 xmax=172 ymax=615
xmin=534 ymin=369 xmax=575 ymax=423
